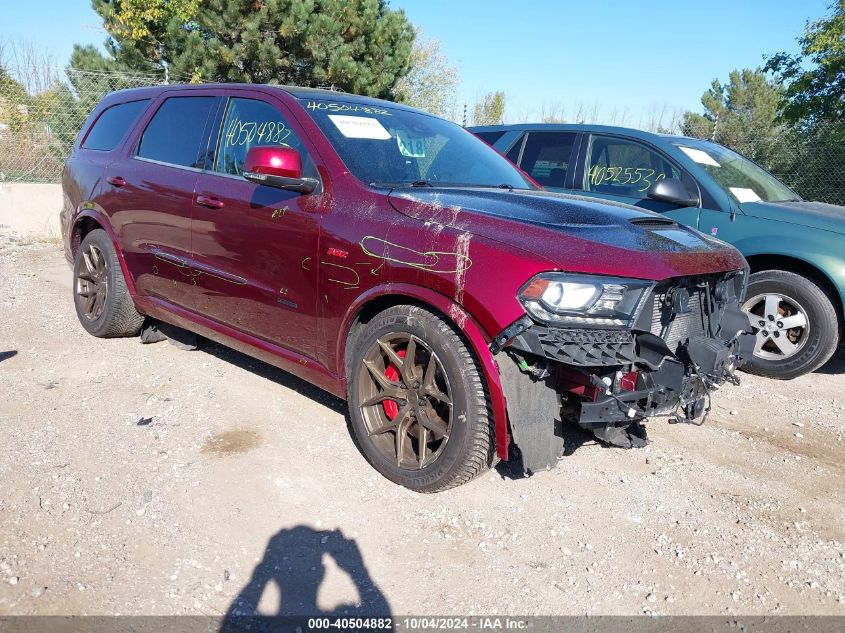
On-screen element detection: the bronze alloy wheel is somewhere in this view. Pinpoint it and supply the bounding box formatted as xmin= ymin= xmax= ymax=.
xmin=357 ymin=333 xmax=453 ymax=470
xmin=75 ymin=243 xmax=109 ymax=321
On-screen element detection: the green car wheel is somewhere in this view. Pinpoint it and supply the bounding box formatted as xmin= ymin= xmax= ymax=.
xmin=741 ymin=270 xmax=839 ymax=380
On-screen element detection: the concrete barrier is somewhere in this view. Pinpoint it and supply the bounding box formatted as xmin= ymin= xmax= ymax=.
xmin=0 ymin=183 xmax=63 ymax=237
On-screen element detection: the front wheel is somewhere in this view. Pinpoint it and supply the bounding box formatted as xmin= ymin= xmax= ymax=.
xmin=347 ymin=305 xmax=494 ymax=493
xmin=741 ymin=270 xmax=839 ymax=380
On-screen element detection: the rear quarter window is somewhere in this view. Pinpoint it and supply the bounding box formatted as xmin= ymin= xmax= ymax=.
xmin=81 ymin=99 xmax=150 ymax=151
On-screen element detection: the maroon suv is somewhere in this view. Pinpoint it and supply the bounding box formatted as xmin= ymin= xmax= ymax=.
xmin=62 ymin=84 xmax=754 ymax=491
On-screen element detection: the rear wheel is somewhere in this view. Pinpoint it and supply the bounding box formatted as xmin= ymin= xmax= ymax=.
xmin=73 ymin=229 xmax=144 ymax=338
xmin=347 ymin=305 xmax=494 ymax=492
xmin=741 ymin=270 xmax=838 ymax=379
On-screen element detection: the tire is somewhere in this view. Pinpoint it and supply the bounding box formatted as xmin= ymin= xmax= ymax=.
xmin=73 ymin=229 xmax=144 ymax=338
xmin=347 ymin=305 xmax=494 ymax=493
xmin=741 ymin=270 xmax=839 ymax=380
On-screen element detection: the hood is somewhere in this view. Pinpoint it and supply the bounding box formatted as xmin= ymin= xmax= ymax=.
xmin=387 ymin=187 xmax=745 ymax=281
xmin=740 ymin=200 xmax=845 ymax=236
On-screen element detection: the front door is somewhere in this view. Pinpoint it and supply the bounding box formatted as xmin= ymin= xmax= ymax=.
xmin=578 ymin=135 xmax=702 ymax=228
xmin=190 ymin=93 xmax=325 ymax=359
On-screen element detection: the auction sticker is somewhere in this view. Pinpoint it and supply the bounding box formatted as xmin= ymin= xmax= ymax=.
xmin=329 ymin=115 xmax=391 ymax=140
xmin=679 ymin=146 xmax=721 ymax=167
xmin=397 ymin=132 xmax=426 ymax=157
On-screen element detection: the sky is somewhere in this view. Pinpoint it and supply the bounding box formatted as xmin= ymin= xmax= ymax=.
xmin=0 ymin=0 xmax=833 ymax=125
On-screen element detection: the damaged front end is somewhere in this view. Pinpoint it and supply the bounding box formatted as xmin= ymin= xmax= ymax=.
xmin=494 ymin=270 xmax=755 ymax=474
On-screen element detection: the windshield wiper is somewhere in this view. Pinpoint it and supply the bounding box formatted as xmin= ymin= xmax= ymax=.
xmin=410 ymin=180 xmax=433 ymax=187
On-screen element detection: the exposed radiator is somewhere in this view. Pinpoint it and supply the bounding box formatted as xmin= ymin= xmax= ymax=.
xmin=650 ymin=286 xmax=711 ymax=353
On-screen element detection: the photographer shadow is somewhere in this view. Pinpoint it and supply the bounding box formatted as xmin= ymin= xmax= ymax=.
xmin=220 ymin=526 xmax=391 ymax=632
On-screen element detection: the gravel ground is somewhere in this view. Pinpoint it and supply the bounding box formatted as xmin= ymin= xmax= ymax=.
xmin=1 ymin=230 xmax=844 ymax=617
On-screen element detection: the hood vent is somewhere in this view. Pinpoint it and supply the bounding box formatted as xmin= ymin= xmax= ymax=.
xmin=629 ymin=217 xmax=676 ymax=227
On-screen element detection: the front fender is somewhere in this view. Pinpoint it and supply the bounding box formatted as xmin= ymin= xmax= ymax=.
xmin=733 ymin=234 xmax=845 ymax=315
xmin=338 ymin=283 xmax=511 ymax=461
xmin=71 ymin=206 xmax=139 ymax=297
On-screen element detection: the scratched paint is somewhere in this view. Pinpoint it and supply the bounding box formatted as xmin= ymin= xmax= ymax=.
xmin=453 ymin=232 xmax=472 ymax=305
xmin=395 ymin=191 xmax=463 ymax=228
xmin=153 ymin=252 xmax=247 ymax=286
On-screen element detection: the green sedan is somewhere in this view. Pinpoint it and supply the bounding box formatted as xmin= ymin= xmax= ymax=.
xmin=473 ymin=124 xmax=843 ymax=379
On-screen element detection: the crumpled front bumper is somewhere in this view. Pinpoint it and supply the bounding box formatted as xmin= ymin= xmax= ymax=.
xmin=577 ymin=326 xmax=755 ymax=428
xmin=497 ymin=272 xmax=756 ymax=430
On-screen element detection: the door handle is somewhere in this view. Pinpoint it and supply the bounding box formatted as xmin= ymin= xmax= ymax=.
xmin=107 ymin=176 xmax=127 ymax=187
xmin=196 ymin=195 xmax=225 ymax=209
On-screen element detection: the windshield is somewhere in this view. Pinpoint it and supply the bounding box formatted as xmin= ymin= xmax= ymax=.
xmin=673 ymin=140 xmax=799 ymax=203
xmin=301 ymin=99 xmax=533 ymax=189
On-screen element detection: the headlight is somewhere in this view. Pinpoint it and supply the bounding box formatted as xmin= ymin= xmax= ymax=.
xmin=518 ymin=273 xmax=653 ymax=328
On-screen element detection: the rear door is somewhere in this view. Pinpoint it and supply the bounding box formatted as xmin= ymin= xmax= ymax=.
xmin=513 ymin=131 xmax=578 ymax=192
xmin=190 ymin=91 xmax=325 ymax=358
xmin=63 ymin=97 xmax=151 ymax=253
xmin=104 ymin=90 xmax=221 ymax=311
xmin=574 ymin=134 xmax=702 ymax=227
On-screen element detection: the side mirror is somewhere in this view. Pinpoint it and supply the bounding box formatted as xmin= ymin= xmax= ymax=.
xmin=243 ymin=146 xmax=319 ymax=194
xmin=647 ymin=178 xmax=699 ymax=207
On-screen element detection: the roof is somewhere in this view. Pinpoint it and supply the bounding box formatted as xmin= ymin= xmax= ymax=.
xmin=468 ymin=122 xmax=707 ymax=144
xmin=101 ymin=82 xmax=425 ymax=114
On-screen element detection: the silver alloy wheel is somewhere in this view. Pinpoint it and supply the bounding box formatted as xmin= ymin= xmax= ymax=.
xmin=75 ymin=244 xmax=109 ymax=321
xmin=742 ymin=292 xmax=810 ymax=360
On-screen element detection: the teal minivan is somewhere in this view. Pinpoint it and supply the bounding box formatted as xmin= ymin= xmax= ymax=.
xmin=472 ymin=124 xmax=844 ymax=379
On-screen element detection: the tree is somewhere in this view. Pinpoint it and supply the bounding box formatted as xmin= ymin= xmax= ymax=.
xmin=393 ymin=30 xmax=459 ymax=118
xmin=473 ymin=91 xmax=505 ymax=126
xmin=681 ymin=69 xmax=783 ymax=154
xmin=765 ymin=0 xmax=845 ymax=122
xmin=96 ymin=0 xmax=199 ymax=79
xmin=0 ymin=67 xmax=29 ymax=132
xmin=73 ymin=0 xmax=416 ymax=98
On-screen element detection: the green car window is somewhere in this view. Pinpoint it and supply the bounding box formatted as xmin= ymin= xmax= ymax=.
xmin=585 ymin=136 xmax=680 ymax=200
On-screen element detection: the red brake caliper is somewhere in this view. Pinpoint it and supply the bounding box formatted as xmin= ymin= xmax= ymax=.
xmin=382 ymin=349 xmax=406 ymax=420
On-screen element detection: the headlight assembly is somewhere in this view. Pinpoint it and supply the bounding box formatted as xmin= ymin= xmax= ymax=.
xmin=518 ymin=273 xmax=653 ymax=328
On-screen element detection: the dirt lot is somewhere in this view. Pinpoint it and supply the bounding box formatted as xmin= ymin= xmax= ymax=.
xmin=1 ymin=230 xmax=844 ymax=617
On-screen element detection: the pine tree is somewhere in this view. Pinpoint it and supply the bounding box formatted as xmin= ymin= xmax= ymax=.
xmin=72 ymin=0 xmax=415 ymax=98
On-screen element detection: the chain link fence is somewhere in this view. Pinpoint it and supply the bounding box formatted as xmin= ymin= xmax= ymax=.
xmin=1 ymin=67 xmax=844 ymax=207
xmin=0 ymin=67 xmax=167 ymax=183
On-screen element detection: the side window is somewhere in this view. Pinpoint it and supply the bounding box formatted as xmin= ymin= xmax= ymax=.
xmin=585 ymin=136 xmax=680 ymax=200
xmin=137 ymin=96 xmax=217 ymax=168
xmin=519 ymin=132 xmax=577 ymax=188
xmin=82 ymin=99 xmax=150 ymax=151
xmin=213 ymin=98 xmax=304 ymax=176
xmin=473 ymin=131 xmax=505 ymax=146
